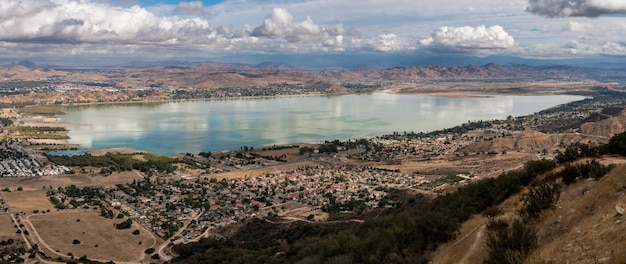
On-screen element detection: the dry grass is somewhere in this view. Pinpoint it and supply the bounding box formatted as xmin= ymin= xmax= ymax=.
xmin=431 ymin=215 xmax=489 ymax=264
xmin=0 ymin=170 xmax=143 ymax=190
xmin=3 ymin=189 xmax=56 ymax=214
xmin=533 ymin=163 xmax=626 ymax=264
xmin=211 ymin=161 xmax=318 ymax=180
xmin=432 ymin=190 xmax=524 ymax=264
xmin=432 ymin=158 xmax=626 ymax=264
xmin=0 ymin=214 xmax=18 ymax=237
xmin=28 ymin=210 xmax=160 ymax=262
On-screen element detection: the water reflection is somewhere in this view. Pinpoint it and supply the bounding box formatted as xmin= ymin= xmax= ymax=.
xmin=59 ymin=93 xmax=585 ymax=155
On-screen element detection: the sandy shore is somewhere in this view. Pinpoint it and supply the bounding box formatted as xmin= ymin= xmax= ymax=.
xmin=28 ymin=139 xmax=70 ymax=145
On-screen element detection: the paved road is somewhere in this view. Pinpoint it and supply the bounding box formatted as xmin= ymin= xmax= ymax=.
xmin=157 ymin=210 xmax=203 ymax=261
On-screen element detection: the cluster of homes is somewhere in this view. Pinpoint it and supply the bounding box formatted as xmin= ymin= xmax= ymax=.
xmin=54 ymin=164 xmax=425 ymax=242
xmin=358 ymin=135 xmax=478 ymax=161
xmin=0 ymin=141 xmax=69 ymax=177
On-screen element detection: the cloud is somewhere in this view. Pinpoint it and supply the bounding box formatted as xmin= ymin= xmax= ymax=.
xmin=8 ymin=0 xmax=597 ymax=58
xmin=0 ymin=1 xmax=396 ymax=56
xmin=0 ymin=0 xmax=211 ymax=45
xmin=251 ymin=8 xmax=294 ymax=37
xmin=562 ymin=21 xmax=594 ymax=32
xmin=246 ymin=7 xmax=366 ymax=52
xmin=602 ymin=42 xmax=626 ymax=56
xmin=527 ymin=0 xmax=626 ymax=17
xmin=419 ymin=25 xmax=515 ymax=53
xmin=174 ymin=1 xmax=204 ymax=16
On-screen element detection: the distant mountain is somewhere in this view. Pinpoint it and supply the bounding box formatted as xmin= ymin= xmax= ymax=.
xmin=2 ymin=62 xmax=624 ymax=87
xmin=254 ymin=61 xmax=308 ymax=71
xmin=3 ymin=53 xmax=626 ymax=71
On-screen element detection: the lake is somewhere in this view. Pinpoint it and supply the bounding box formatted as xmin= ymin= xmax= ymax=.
xmin=55 ymin=92 xmax=585 ymax=156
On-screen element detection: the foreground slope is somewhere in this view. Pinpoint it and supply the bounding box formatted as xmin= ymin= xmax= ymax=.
xmin=533 ymin=161 xmax=626 ymax=263
xmin=432 ymin=158 xmax=626 ymax=264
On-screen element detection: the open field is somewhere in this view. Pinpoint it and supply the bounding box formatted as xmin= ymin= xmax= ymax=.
xmin=211 ymin=160 xmax=319 ymax=180
xmin=0 ymin=214 xmax=18 ymax=238
xmin=2 ymin=189 xmax=56 ymax=214
xmin=0 ymin=170 xmax=144 ymax=190
xmin=27 ymin=210 xmax=160 ymax=262
xmin=87 ymin=147 xmax=147 ymax=156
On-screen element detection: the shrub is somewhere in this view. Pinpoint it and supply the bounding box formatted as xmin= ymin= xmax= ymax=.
xmin=132 ymin=229 xmax=140 ymax=235
xmin=560 ymin=160 xmax=614 ymax=185
xmin=72 ymin=240 xmax=81 ymax=245
xmin=483 ymin=207 xmax=503 ymax=218
xmin=484 ymin=219 xmax=537 ymax=264
xmin=519 ymin=183 xmax=561 ymax=220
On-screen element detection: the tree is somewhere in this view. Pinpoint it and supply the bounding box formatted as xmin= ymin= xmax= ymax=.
xmin=115 ymin=219 xmax=133 ymax=229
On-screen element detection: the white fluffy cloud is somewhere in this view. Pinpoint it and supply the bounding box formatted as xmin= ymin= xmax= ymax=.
xmin=0 ymin=1 xmax=370 ymax=54
xmin=419 ymin=25 xmax=515 ymax=53
xmin=527 ymin=0 xmax=626 ymax=17
xmin=1 ymin=0 xmax=626 ymax=59
xmin=0 ymin=0 xmax=211 ymax=44
xmin=251 ymin=8 xmax=294 ymax=37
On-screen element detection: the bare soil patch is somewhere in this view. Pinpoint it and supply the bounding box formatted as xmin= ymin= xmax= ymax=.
xmin=431 ymin=215 xmax=488 ymax=264
xmin=0 ymin=214 xmax=18 ymax=237
xmin=28 ymin=210 xmax=159 ymax=262
xmin=87 ymin=147 xmax=147 ymax=156
xmin=211 ymin=161 xmax=318 ymax=180
xmin=3 ymin=189 xmax=55 ymax=214
xmin=0 ymin=171 xmax=143 ymax=190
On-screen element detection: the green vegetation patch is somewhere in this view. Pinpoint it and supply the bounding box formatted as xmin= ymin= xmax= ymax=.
xmin=47 ymin=153 xmax=177 ymax=174
xmin=20 ymin=105 xmax=65 ymax=116
xmin=14 ymin=126 xmax=69 ymax=139
xmin=418 ymin=174 xmax=464 ymax=189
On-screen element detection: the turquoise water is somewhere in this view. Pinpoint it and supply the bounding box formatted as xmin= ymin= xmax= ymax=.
xmin=56 ymin=92 xmax=585 ymax=156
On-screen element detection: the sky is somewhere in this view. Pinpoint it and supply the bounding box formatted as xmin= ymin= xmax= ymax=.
xmin=1 ymin=0 xmax=626 ymax=65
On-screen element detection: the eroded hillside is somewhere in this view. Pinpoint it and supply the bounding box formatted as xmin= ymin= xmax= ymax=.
xmin=432 ymin=158 xmax=626 ymax=264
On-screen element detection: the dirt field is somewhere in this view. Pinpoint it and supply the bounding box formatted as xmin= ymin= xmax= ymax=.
xmin=0 ymin=170 xmax=144 ymax=190
xmin=28 ymin=210 xmax=160 ymax=262
xmin=211 ymin=161 xmax=318 ymax=180
xmin=0 ymin=214 xmax=18 ymax=238
xmin=87 ymin=147 xmax=147 ymax=156
xmin=3 ymin=189 xmax=56 ymax=214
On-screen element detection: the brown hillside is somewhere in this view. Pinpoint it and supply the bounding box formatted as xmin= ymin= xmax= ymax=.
xmin=580 ymin=109 xmax=626 ymax=138
xmin=462 ymin=130 xmax=595 ymax=153
xmin=432 ymin=159 xmax=626 ymax=264
xmin=533 ymin=162 xmax=626 ymax=263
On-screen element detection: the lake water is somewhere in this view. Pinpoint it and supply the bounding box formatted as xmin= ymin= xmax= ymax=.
xmin=55 ymin=92 xmax=585 ymax=156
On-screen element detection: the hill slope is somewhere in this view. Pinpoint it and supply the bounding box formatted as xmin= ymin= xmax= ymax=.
xmin=431 ymin=158 xmax=626 ymax=264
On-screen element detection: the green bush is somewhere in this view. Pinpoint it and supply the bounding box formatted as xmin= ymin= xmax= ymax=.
xmin=519 ymin=183 xmax=560 ymax=220
xmin=560 ymin=160 xmax=614 ymax=185
xmin=484 ymin=219 xmax=537 ymax=264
